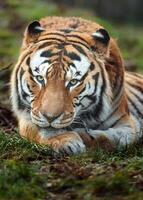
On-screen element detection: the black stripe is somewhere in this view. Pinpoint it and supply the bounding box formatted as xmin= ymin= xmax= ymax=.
xmin=127 ymin=82 xmax=143 ymax=94
xmin=32 ymin=116 xmax=45 ymax=123
xmin=41 ymin=60 xmax=49 ymax=64
xmin=30 ymin=98 xmax=35 ymax=103
xmin=113 ymin=75 xmax=123 ymax=100
xmin=67 ymin=34 xmax=89 ymax=46
xmin=72 ymin=44 xmax=87 ymax=56
xmin=40 ymin=50 xmax=57 ymax=58
xmin=94 ymin=104 xmax=120 ymax=130
xmin=15 ymin=67 xmax=25 ymax=110
xmin=26 ymin=57 xmax=30 ymax=66
xmin=64 ymin=50 xmax=81 ymax=61
xmin=27 ymin=83 xmax=33 ymax=94
xmin=70 ymin=63 xmax=76 ymax=69
xmin=28 ymin=65 xmax=34 ymax=76
xmin=80 ymin=94 xmax=96 ymax=104
xmin=93 ymin=72 xmax=99 ymax=81
xmin=105 ymin=57 xmax=124 ymax=101
xmin=110 ymin=114 xmax=126 ymax=128
xmin=74 ymin=102 xmax=81 ymax=107
xmin=127 ymin=96 xmax=143 ymax=118
xmin=19 ymin=67 xmax=33 ymax=104
xmin=19 ymin=68 xmax=29 ymax=101
xmin=79 ymin=86 xmax=87 ymax=95
xmin=66 ymin=40 xmax=90 ymax=51
xmin=88 ymin=73 xmax=99 ymax=101
xmin=80 ymin=71 xmax=89 ymax=82
xmin=90 ymin=62 xmax=95 ymax=71
xmin=93 ymin=66 xmax=106 ymax=118
xmin=80 ymin=73 xmax=99 ymax=103
xmin=38 ymin=42 xmax=57 ymax=50
xmin=128 ymin=90 xmax=143 ymax=104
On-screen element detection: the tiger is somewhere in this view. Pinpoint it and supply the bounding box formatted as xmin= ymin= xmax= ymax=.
xmin=11 ymin=16 xmax=143 ymax=155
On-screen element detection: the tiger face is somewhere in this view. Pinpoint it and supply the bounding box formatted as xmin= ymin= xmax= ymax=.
xmin=13 ymin=21 xmax=110 ymax=129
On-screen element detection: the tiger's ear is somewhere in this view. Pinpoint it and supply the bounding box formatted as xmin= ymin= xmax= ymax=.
xmin=27 ymin=21 xmax=45 ymax=35
xmin=91 ymin=28 xmax=110 ymax=54
xmin=23 ymin=21 xmax=45 ymax=45
xmin=92 ymin=28 xmax=110 ymax=46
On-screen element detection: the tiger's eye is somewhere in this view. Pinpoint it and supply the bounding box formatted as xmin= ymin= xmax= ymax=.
xmin=36 ymin=75 xmax=44 ymax=83
xmin=69 ymin=79 xmax=79 ymax=86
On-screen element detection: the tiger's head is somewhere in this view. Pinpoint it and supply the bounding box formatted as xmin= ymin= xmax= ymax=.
xmin=12 ymin=20 xmax=122 ymax=129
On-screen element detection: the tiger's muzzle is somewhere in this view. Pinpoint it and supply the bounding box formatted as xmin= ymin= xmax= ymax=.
xmin=31 ymin=80 xmax=75 ymax=128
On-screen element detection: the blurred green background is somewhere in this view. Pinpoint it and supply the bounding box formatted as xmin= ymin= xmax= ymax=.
xmin=0 ymin=0 xmax=143 ymax=71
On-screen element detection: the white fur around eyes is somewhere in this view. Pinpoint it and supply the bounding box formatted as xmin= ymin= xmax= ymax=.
xmin=65 ymin=54 xmax=90 ymax=90
xmin=30 ymin=50 xmax=50 ymax=76
xmin=73 ymin=54 xmax=90 ymax=76
xmin=30 ymin=50 xmax=46 ymax=69
xmin=67 ymin=54 xmax=90 ymax=80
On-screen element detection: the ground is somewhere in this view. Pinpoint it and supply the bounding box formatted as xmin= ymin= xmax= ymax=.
xmin=1 ymin=1 xmax=143 ymax=200
xmin=1 ymin=130 xmax=143 ymax=200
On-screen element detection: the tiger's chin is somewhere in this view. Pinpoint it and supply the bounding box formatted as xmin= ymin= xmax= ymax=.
xmin=31 ymin=118 xmax=73 ymax=129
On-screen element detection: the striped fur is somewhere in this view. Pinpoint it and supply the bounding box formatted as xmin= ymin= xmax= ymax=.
xmin=11 ymin=17 xmax=143 ymax=155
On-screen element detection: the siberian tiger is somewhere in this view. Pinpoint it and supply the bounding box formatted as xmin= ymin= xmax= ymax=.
xmin=11 ymin=16 xmax=143 ymax=155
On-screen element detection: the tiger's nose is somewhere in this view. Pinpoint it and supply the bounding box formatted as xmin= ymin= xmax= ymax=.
xmin=44 ymin=113 xmax=62 ymax=123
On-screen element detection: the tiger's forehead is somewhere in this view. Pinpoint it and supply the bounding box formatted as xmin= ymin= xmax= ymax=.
xmin=30 ymin=47 xmax=91 ymax=79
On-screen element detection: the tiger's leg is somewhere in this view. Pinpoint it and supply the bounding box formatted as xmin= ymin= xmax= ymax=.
xmin=19 ymin=118 xmax=86 ymax=155
xmin=86 ymin=115 xmax=141 ymax=151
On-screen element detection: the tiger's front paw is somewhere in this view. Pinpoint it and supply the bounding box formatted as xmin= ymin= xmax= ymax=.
xmin=47 ymin=132 xmax=86 ymax=156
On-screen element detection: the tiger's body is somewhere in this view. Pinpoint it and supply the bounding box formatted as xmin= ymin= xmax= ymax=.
xmin=11 ymin=17 xmax=143 ymax=155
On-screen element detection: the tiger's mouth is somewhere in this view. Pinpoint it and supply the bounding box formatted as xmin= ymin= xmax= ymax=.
xmin=31 ymin=111 xmax=75 ymax=129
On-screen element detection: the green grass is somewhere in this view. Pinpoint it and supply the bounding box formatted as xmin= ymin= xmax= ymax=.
xmin=1 ymin=131 xmax=143 ymax=200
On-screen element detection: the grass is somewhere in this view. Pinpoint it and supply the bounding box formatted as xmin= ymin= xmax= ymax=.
xmin=1 ymin=131 xmax=143 ymax=199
